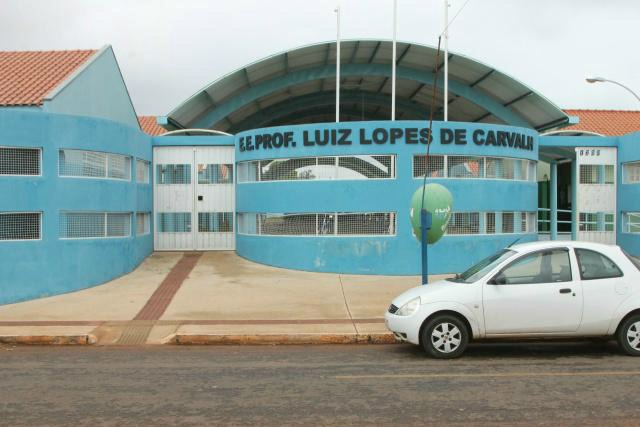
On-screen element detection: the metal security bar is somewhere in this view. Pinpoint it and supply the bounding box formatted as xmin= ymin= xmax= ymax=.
xmin=156 ymin=164 xmax=191 ymax=184
xmin=136 ymin=160 xmax=150 ymax=183
xmin=579 ymin=164 xmax=615 ymax=184
xmin=197 ymin=164 xmax=234 ymax=184
xmin=413 ymin=155 xmax=445 ymax=178
xmin=623 ymin=161 xmax=640 ymax=184
xmin=578 ymin=212 xmax=614 ymax=232
xmin=623 ymin=212 xmax=640 ymax=233
xmin=237 ymin=212 xmax=396 ymax=236
xmin=444 ymin=212 xmax=537 ymax=235
xmin=0 ymin=212 xmax=41 ymax=240
xmin=448 ymin=156 xmax=485 ymax=178
xmin=0 ymin=147 xmax=41 ymax=176
xmin=501 ymin=212 xmax=515 ymax=233
xmin=59 ymin=212 xmax=131 ymax=239
xmin=198 ymin=212 xmax=233 ymax=232
xmin=59 ymin=149 xmax=131 ymax=180
xmin=447 ymin=212 xmax=480 ymax=235
xmin=414 ymin=155 xmax=536 ymax=181
xmin=136 ymin=212 xmax=150 ymax=235
xmin=237 ymin=155 xmax=395 ymax=183
xmin=157 ymin=212 xmax=191 ymax=232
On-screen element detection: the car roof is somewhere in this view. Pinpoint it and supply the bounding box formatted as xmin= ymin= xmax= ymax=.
xmin=510 ymin=240 xmax=619 ymax=253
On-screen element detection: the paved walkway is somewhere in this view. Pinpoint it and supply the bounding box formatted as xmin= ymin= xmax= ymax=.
xmin=0 ymin=252 xmax=445 ymax=345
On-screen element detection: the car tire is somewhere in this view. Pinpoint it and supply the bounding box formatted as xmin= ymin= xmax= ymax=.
xmin=617 ymin=314 xmax=640 ymax=356
xmin=421 ymin=314 xmax=469 ymax=359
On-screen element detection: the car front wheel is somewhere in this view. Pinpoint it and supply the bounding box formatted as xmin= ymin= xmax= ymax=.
xmin=421 ymin=314 xmax=469 ymax=359
xmin=617 ymin=314 xmax=640 ymax=356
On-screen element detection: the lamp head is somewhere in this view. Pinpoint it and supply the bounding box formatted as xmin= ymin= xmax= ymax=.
xmin=586 ymin=76 xmax=606 ymax=83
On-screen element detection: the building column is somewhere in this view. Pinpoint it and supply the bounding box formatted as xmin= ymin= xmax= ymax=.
xmin=550 ymin=161 xmax=558 ymax=240
xmin=571 ymin=159 xmax=578 ymax=240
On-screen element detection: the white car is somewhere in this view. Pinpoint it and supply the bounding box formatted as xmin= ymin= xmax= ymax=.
xmin=385 ymin=241 xmax=640 ymax=358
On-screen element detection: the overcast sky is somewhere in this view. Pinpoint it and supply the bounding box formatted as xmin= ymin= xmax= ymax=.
xmin=1 ymin=0 xmax=638 ymax=116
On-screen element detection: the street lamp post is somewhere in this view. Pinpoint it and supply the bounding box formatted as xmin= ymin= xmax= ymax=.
xmin=585 ymin=77 xmax=640 ymax=103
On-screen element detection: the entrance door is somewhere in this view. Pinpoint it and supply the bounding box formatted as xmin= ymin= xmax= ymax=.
xmin=153 ymin=146 xmax=235 ymax=251
xmin=576 ymin=147 xmax=616 ymax=244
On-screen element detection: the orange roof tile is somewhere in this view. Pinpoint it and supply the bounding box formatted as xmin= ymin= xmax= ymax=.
xmin=0 ymin=49 xmax=97 ymax=106
xmin=138 ymin=116 xmax=166 ymax=136
xmin=562 ymin=109 xmax=640 ymax=136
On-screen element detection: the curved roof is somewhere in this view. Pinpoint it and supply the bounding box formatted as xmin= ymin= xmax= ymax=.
xmin=164 ymin=39 xmax=569 ymax=133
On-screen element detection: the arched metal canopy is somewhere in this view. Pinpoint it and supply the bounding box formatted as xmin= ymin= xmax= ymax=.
xmin=162 ymin=39 xmax=570 ymax=133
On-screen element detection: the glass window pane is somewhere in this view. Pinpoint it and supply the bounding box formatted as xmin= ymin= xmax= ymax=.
xmin=496 ymin=249 xmax=572 ymax=284
xmin=575 ymin=248 xmax=623 ymax=280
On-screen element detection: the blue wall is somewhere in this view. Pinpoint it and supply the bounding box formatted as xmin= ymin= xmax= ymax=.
xmin=235 ymin=121 xmax=538 ymax=275
xmin=0 ymin=110 xmax=153 ymax=305
xmin=617 ymin=131 xmax=640 ymax=256
xmin=42 ymin=46 xmax=140 ymax=130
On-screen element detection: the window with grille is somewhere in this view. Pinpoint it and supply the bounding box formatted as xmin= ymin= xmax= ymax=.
xmin=580 ymin=164 xmax=615 ymax=184
xmin=578 ymin=212 xmax=614 ymax=232
xmin=413 ymin=155 xmax=445 ymax=178
xmin=59 ymin=149 xmax=131 ymax=180
xmin=447 ymin=212 xmax=480 ymax=235
xmin=198 ymin=212 xmax=233 ymax=232
xmin=157 ymin=212 xmax=191 ymax=232
xmin=413 ymin=155 xmax=536 ymax=181
xmin=501 ymin=212 xmax=514 ymax=234
xmin=623 ymin=212 xmax=640 ymax=233
xmin=156 ymin=164 xmax=191 ymax=184
xmin=444 ymin=212 xmax=536 ymax=235
xmin=448 ymin=156 xmax=484 ymax=179
xmin=623 ymin=162 xmax=640 ymax=184
xmin=59 ymin=212 xmax=131 ymax=239
xmin=0 ymin=147 xmax=41 ymax=176
xmin=237 ymin=155 xmax=395 ymax=183
xmin=0 ymin=212 xmax=41 ymax=240
xmin=197 ymin=164 xmax=234 ymax=184
xmin=486 ymin=212 xmax=496 ymax=234
xmin=136 ymin=212 xmax=150 ymax=235
xmin=237 ymin=212 xmax=396 ymax=236
xmin=136 ymin=160 xmax=150 ymax=183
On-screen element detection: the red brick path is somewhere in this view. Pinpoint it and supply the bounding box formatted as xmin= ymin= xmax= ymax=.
xmin=133 ymin=252 xmax=203 ymax=321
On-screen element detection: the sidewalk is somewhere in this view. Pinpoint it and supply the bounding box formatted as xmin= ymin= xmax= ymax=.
xmin=0 ymin=252 xmax=447 ymax=345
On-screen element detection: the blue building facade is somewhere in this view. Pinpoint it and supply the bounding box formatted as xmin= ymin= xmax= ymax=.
xmin=1 ymin=40 xmax=639 ymax=305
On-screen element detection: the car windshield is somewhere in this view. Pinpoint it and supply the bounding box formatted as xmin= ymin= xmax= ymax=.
xmin=447 ymin=249 xmax=516 ymax=284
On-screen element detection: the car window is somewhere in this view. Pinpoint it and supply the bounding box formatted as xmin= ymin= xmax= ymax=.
xmin=447 ymin=249 xmax=516 ymax=283
xmin=492 ymin=249 xmax=572 ymax=285
xmin=575 ymin=248 xmax=623 ymax=280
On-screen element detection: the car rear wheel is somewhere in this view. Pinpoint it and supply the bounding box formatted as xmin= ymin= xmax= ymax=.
xmin=421 ymin=314 xmax=469 ymax=359
xmin=617 ymin=314 xmax=640 ymax=356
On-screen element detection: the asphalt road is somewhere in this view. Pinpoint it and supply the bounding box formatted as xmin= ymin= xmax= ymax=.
xmin=1 ymin=342 xmax=639 ymax=427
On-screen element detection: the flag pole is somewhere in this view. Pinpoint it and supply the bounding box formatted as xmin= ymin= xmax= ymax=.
xmin=391 ymin=0 xmax=397 ymax=121
xmin=335 ymin=5 xmax=341 ymax=123
xmin=443 ymin=0 xmax=449 ymax=121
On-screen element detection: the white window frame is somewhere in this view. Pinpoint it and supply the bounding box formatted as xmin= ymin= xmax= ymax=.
xmin=136 ymin=159 xmax=151 ymax=184
xmin=59 ymin=212 xmax=132 ymax=240
xmin=0 ymin=146 xmax=42 ymax=177
xmin=0 ymin=211 xmax=42 ymax=242
xmin=58 ymin=149 xmax=132 ymax=181
xmin=413 ymin=155 xmax=537 ymax=182
xmin=237 ymin=155 xmax=397 ymax=184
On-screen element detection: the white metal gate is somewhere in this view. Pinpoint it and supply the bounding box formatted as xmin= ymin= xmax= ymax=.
xmin=153 ymin=146 xmax=235 ymax=251
xmin=575 ymin=147 xmax=616 ymax=244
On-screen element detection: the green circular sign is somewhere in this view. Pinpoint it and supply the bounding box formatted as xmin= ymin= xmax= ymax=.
xmin=410 ymin=183 xmax=453 ymax=244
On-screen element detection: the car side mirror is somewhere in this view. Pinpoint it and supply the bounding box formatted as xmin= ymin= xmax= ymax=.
xmin=488 ymin=274 xmax=506 ymax=285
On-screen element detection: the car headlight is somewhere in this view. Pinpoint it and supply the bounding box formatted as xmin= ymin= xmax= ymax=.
xmin=396 ymin=297 xmax=421 ymax=316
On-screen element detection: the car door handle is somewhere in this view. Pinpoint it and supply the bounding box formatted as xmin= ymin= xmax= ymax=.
xmin=559 ymin=288 xmax=572 ymax=294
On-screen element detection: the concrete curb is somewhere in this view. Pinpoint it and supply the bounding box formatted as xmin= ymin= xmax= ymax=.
xmin=171 ymin=333 xmax=397 ymax=345
xmin=0 ymin=334 xmax=97 ymax=345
